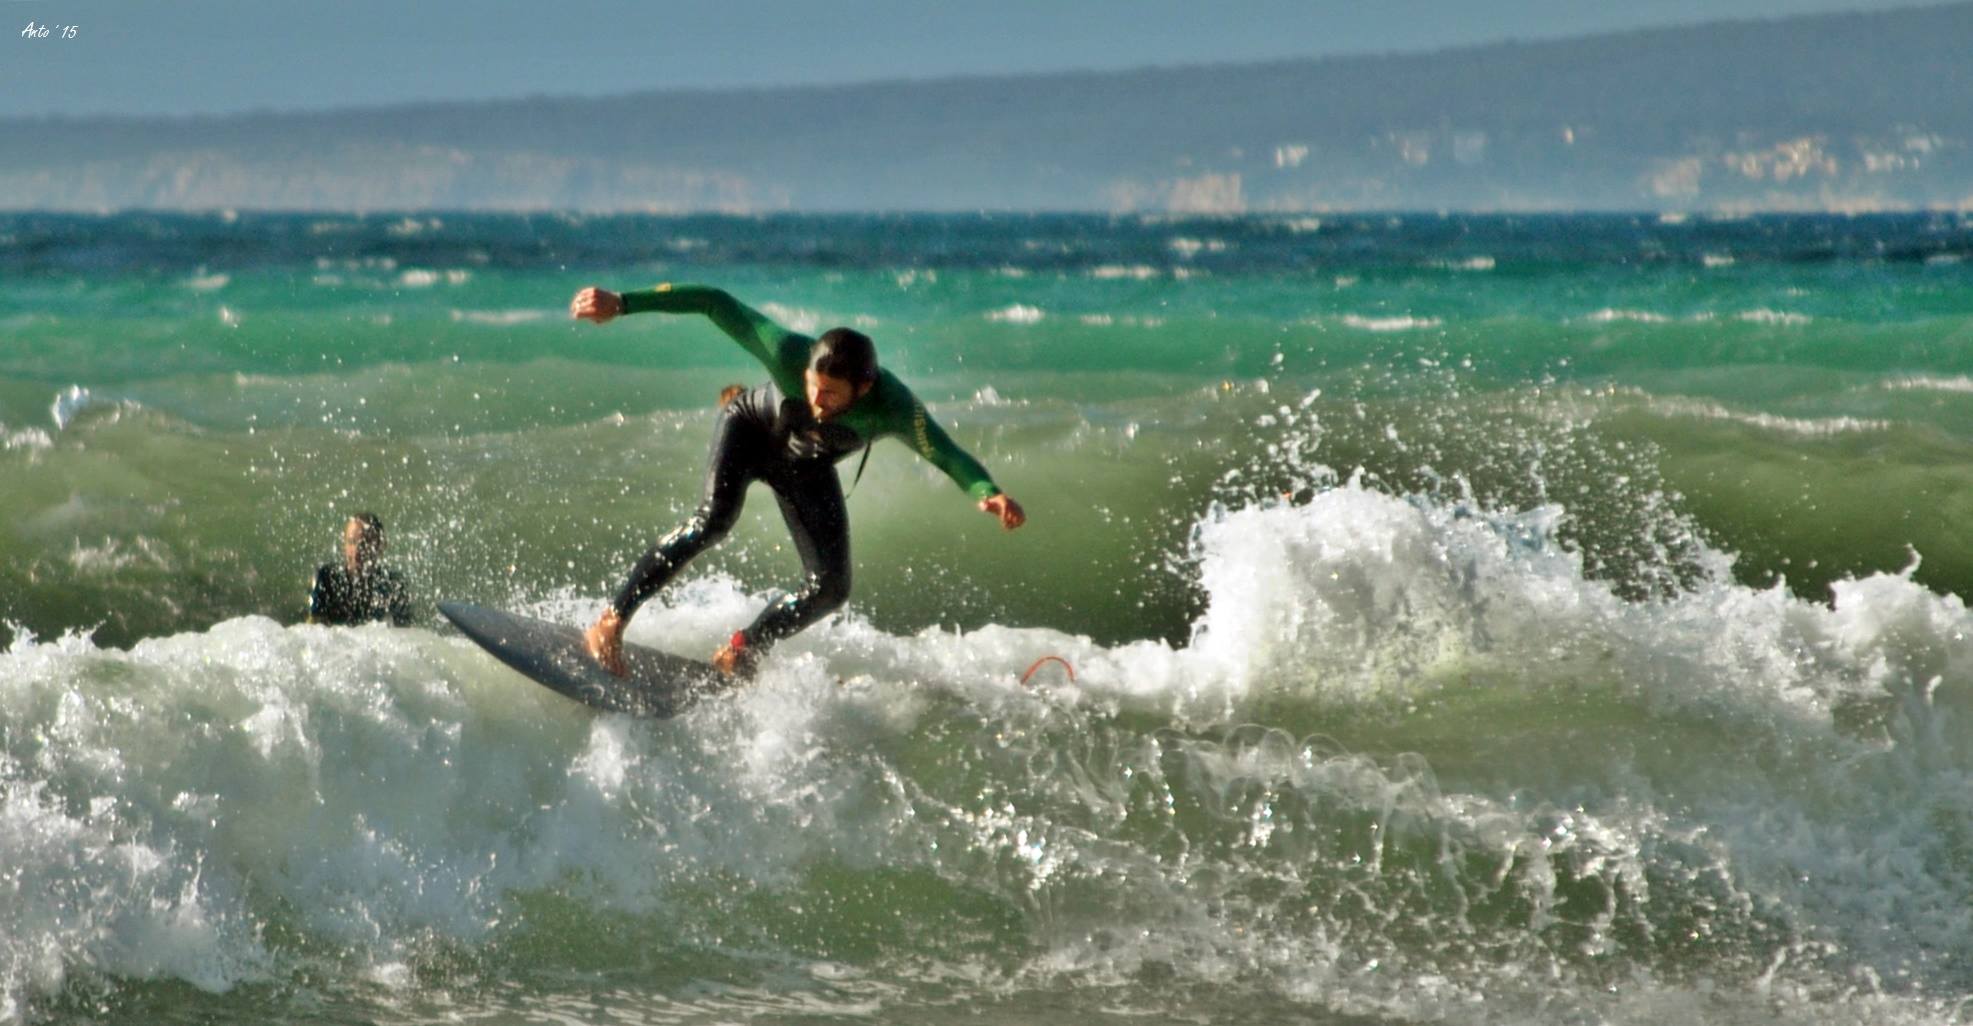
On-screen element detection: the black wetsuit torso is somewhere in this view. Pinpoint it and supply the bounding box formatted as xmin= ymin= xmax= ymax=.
xmin=733 ymin=382 xmax=869 ymax=464
xmin=309 ymin=563 xmax=412 ymax=626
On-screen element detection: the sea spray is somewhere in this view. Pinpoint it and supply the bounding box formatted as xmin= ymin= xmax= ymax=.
xmin=7 ymin=211 xmax=1973 ymax=1024
xmin=6 ymin=479 xmax=1973 ymax=1023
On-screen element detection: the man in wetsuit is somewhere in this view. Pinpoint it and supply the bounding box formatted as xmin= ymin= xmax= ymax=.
xmin=569 ymin=283 xmax=1026 ymax=679
xmin=308 ymin=512 xmax=412 ymax=626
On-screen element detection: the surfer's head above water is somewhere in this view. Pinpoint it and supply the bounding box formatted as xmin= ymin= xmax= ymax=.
xmin=342 ymin=512 xmax=385 ymax=572
xmin=805 ymin=327 xmax=877 ymax=421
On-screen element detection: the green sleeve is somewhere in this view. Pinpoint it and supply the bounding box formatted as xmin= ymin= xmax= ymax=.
xmin=618 ymin=283 xmax=808 ymax=388
xmin=914 ymin=405 xmax=1001 ymax=500
xmin=875 ymin=378 xmax=1001 ymax=499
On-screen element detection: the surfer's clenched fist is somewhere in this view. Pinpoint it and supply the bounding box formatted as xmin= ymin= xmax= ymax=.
xmin=979 ymin=493 xmax=1026 ymax=531
xmin=570 ymin=286 xmax=623 ymax=324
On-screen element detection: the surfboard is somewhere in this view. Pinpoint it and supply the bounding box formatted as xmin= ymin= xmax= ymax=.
xmin=439 ymin=601 xmax=727 ymax=718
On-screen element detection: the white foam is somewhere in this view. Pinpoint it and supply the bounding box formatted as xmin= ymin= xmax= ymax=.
xmin=1651 ymin=397 xmax=1889 ymax=436
xmin=1735 ymin=308 xmax=1812 ymax=326
xmin=449 ymin=308 xmax=550 ymax=326
xmin=2 ymin=425 xmax=51 ymax=451
xmin=1137 ymin=489 xmax=1973 ymax=1001
xmin=395 ymin=269 xmax=466 ymax=289
xmin=1339 ymin=314 xmax=1443 ymax=332
xmin=987 ymin=304 xmax=1045 ymax=325
xmin=64 ymin=535 xmax=174 ymax=575
xmin=1882 ymin=374 xmax=1973 ymax=394
xmin=847 ymin=485 xmax=1973 ymax=1011
xmin=1076 ymin=313 xmax=1168 ymax=328
xmin=184 ymin=272 xmax=230 ymax=292
xmin=1584 ymin=308 xmax=1673 ymax=324
xmin=4 ymin=486 xmax=1971 ymax=1019
xmin=385 ymin=217 xmax=442 ymax=237
xmin=1088 ymin=265 xmax=1160 ymax=280
xmin=1168 ymin=237 xmax=1228 ymax=257
xmin=49 ymin=385 xmax=141 ymax=431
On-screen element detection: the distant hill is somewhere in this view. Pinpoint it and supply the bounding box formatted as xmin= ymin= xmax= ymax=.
xmin=4 ymin=3 xmax=1970 ymax=213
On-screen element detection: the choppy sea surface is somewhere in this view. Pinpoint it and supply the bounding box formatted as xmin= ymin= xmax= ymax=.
xmin=4 ymin=211 xmax=1973 ymax=1024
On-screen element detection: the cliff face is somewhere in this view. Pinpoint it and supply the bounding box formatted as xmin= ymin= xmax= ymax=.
xmin=4 ymin=3 xmax=1970 ymax=212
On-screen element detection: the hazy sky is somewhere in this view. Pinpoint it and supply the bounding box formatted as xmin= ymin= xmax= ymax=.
xmin=4 ymin=0 xmax=1927 ymax=117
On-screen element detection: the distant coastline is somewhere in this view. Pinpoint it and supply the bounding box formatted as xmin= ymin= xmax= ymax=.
xmin=2 ymin=2 xmax=1970 ymax=214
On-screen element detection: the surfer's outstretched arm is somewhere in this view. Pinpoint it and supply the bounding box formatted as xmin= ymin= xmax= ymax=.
xmin=881 ymin=385 xmax=1027 ymax=530
xmin=570 ymin=283 xmax=804 ymax=387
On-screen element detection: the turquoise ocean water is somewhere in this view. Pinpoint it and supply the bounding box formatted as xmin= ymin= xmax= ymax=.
xmin=4 ymin=211 xmax=1973 ymax=1023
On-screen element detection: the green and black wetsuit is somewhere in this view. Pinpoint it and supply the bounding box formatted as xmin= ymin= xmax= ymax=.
xmin=609 ymin=284 xmax=1002 ymax=652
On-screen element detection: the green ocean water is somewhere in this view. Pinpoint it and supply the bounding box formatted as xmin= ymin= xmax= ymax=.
xmin=4 ymin=212 xmax=1973 ymax=1024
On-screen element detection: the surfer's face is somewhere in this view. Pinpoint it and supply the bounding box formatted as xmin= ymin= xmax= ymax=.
xmin=343 ymin=518 xmax=383 ymax=569
xmin=804 ymin=369 xmax=868 ymax=422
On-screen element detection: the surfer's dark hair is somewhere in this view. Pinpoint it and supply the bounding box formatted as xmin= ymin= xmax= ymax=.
xmin=347 ymin=511 xmax=385 ymax=546
xmin=810 ymin=328 xmax=877 ymax=385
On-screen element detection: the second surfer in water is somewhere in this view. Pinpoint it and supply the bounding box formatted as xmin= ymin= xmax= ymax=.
xmin=569 ymin=283 xmax=1026 ymax=679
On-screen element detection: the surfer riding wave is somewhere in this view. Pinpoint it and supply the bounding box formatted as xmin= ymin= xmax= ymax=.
xmin=569 ymin=283 xmax=1026 ymax=679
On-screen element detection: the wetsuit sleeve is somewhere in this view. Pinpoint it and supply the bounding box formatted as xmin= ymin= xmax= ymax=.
xmin=617 ymin=283 xmax=804 ymax=383
xmin=901 ymin=397 xmax=1002 ymax=500
xmin=307 ymin=565 xmax=333 ymax=624
xmin=386 ymin=571 xmax=412 ymax=627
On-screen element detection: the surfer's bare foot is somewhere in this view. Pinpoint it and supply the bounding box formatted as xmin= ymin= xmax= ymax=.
xmin=584 ymin=609 xmax=628 ymax=677
xmin=712 ymin=636 xmax=759 ymax=680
